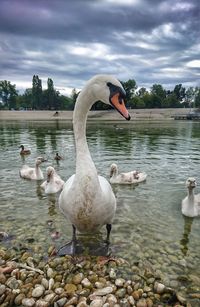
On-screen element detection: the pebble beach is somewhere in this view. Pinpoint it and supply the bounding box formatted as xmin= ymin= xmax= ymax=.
xmin=0 ymin=245 xmax=191 ymax=307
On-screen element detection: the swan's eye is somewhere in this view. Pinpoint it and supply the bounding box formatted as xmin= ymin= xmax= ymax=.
xmin=107 ymin=82 xmax=126 ymax=99
xmin=119 ymin=94 xmax=123 ymax=104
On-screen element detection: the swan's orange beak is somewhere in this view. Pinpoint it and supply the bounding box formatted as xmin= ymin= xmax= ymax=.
xmin=110 ymin=93 xmax=131 ymax=120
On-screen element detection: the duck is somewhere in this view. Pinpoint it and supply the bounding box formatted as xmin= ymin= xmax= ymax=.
xmin=109 ymin=163 xmax=147 ymax=184
xmin=58 ymin=74 xmax=130 ymax=255
xmin=40 ymin=166 xmax=64 ymax=194
xmin=181 ymin=177 xmax=200 ymax=217
xmin=54 ymin=152 xmax=63 ymax=160
xmin=19 ymin=145 xmax=31 ymax=155
xmin=19 ymin=157 xmax=45 ymax=180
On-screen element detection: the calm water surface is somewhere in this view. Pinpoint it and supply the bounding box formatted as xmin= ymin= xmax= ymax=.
xmin=0 ymin=119 xmax=200 ymax=294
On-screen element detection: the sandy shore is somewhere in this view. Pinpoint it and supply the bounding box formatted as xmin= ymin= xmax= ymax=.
xmin=0 ymin=108 xmax=191 ymax=121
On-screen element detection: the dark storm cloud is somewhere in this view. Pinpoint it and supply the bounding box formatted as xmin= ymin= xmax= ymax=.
xmin=0 ymin=0 xmax=199 ymax=94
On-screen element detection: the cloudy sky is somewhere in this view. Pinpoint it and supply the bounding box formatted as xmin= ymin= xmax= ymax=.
xmin=0 ymin=0 xmax=199 ymax=96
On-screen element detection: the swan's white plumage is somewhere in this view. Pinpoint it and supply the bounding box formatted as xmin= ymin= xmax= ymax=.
xmin=19 ymin=157 xmax=45 ymax=180
xmin=109 ymin=163 xmax=147 ymax=184
xmin=182 ymin=177 xmax=200 ymax=217
xmin=59 ymin=74 xmax=130 ymax=234
xmin=40 ymin=166 xmax=64 ymax=194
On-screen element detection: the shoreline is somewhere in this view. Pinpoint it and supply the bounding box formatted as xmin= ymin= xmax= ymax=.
xmin=0 ymin=108 xmax=192 ymax=122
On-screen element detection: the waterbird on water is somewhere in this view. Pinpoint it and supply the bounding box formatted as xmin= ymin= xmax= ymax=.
xmin=182 ymin=177 xmax=200 ymax=217
xmin=19 ymin=145 xmax=31 ymax=155
xmin=40 ymin=166 xmax=64 ymax=194
xmin=54 ymin=152 xmax=63 ymax=160
xmin=109 ymin=163 xmax=147 ymax=184
xmin=19 ymin=157 xmax=46 ymax=180
xmin=58 ymin=74 xmax=130 ymax=255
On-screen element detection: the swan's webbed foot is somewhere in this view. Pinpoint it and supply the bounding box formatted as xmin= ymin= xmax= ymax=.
xmin=57 ymin=225 xmax=77 ymax=256
xmin=57 ymin=240 xmax=76 ymax=256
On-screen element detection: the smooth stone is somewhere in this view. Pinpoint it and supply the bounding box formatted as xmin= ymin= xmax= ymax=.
xmin=109 ymin=268 xmax=117 ymax=279
xmin=81 ymin=278 xmax=92 ymax=288
xmin=115 ymin=288 xmax=126 ymax=298
xmin=35 ymin=300 xmax=49 ymax=307
xmin=106 ymin=294 xmax=118 ymax=305
xmin=41 ymin=277 xmax=49 ymax=290
xmin=64 ymin=283 xmax=77 ymax=295
xmin=95 ymin=282 xmax=105 ymax=289
xmin=136 ymin=298 xmax=147 ymax=307
xmin=32 ymin=285 xmax=45 ymax=298
xmin=0 ymin=273 xmax=6 ymax=284
xmin=0 ymin=284 xmax=6 ymax=295
xmin=6 ymin=276 xmax=20 ymax=289
xmin=90 ymin=298 xmax=103 ymax=307
xmin=92 ymin=286 xmax=113 ymax=296
xmin=22 ymin=298 xmax=36 ymax=307
xmin=55 ymin=287 xmax=64 ymax=295
xmin=64 ymin=296 xmax=78 ymax=305
xmin=14 ymin=293 xmax=26 ymax=305
xmin=154 ymin=282 xmax=165 ymax=294
xmin=48 ymin=278 xmax=54 ymax=290
xmin=56 ymin=297 xmax=67 ymax=306
xmin=47 ymin=267 xmax=54 ymax=278
xmin=43 ymin=293 xmax=56 ymax=303
xmin=115 ymin=278 xmax=125 ymax=287
xmin=73 ymin=273 xmax=84 ymax=284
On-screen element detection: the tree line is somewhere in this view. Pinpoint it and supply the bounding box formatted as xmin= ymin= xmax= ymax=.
xmin=0 ymin=75 xmax=200 ymax=110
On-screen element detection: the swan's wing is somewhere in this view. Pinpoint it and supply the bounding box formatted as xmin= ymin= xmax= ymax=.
xmin=98 ymin=175 xmax=116 ymax=223
xmin=20 ymin=166 xmax=35 ymax=178
xmin=59 ymin=174 xmax=75 ymax=211
xmin=40 ymin=181 xmax=47 ymax=189
xmin=136 ymin=172 xmax=147 ymax=183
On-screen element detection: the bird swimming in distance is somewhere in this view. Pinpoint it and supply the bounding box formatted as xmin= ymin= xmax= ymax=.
xmin=19 ymin=157 xmax=46 ymax=180
xmin=54 ymin=152 xmax=63 ymax=160
xmin=109 ymin=163 xmax=147 ymax=184
xmin=58 ymin=74 xmax=130 ymax=255
xmin=19 ymin=145 xmax=31 ymax=155
xmin=182 ymin=177 xmax=200 ymax=217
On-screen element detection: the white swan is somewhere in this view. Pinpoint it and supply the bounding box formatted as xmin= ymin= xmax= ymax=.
xmin=109 ymin=163 xmax=147 ymax=184
xmin=181 ymin=177 xmax=200 ymax=217
xmin=40 ymin=166 xmax=64 ymax=194
xmin=58 ymin=74 xmax=130 ymax=254
xmin=19 ymin=157 xmax=45 ymax=180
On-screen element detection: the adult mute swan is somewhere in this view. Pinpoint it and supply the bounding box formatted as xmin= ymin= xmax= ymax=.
xmin=181 ymin=177 xmax=200 ymax=217
xmin=19 ymin=157 xmax=45 ymax=180
xmin=19 ymin=145 xmax=31 ymax=155
xmin=40 ymin=166 xmax=64 ymax=194
xmin=109 ymin=163 xmax=147 ymax=184
xmin=58 ymin=74 xmax=130 ymax=255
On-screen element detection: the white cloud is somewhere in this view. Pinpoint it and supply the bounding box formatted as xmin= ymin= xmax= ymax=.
xmin=186 ymin=60 xmax=200 ymax=68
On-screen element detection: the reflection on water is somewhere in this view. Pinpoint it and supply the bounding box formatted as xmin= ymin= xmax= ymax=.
xmin=180 ymin=216 xmax=193 ymax=257
xmin=0 ymin=120 xmax=200 ymax=294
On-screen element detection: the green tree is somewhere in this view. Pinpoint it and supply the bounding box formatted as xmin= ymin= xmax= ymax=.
xmin=121 ymin=79 xmax=137 ymax=107
xmin=71 ymin=88 xmax=79 ymax=104
xmin=0 ymin=80 xmax=18 ymax=109
xmin=150 ymin=84 xmax=166 ymax=108
xmin=47 ymin=78 xmax=55 ymax=110
xmin=32 ymin=75 xmax=42 ymax=109
xmin=173 ymin=84 xmax=185 ymax=102
xmin=194 ymin=87 xmax=200 ymax=108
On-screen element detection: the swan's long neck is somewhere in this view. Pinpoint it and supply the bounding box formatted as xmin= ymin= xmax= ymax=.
xmin=73 ymin=86 xmax=97 ymax=176
xmin=35 ymin=163 xmax=43 ymax=178
xmin=187 ymin=187 xmax=195 ymax=203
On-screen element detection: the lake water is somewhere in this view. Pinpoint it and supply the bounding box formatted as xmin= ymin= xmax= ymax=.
xmin=0 ymin=119 xmax=200 ymax=297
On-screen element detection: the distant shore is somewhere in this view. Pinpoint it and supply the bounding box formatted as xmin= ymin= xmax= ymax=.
xmin=0 ymin=108 xmax=192 ymax=122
